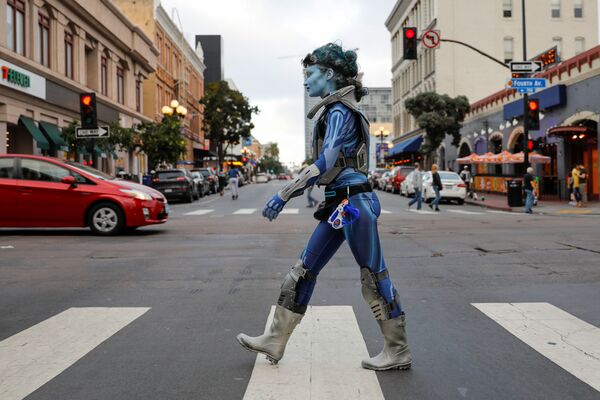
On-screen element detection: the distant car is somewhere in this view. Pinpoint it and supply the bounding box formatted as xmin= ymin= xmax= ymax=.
xmin=400 ymin=170 xmax=416 ymax=197
xmin=377 ymin=171 xmax=392 ymax=191
xmin=0 ymin=154 xmax=168 ymax=235
xmin=152 ymin=169 xmax=196 ymax=203
xmin=388 ymin=166 xmax=415 ymax=194
xmin=369 ymin=169 xmax=387 ymax=189
xmin=193 ymin=168 xmax=219 ymax=194
xmin=277 ymin=174 xmax=287 ymax=180
xmin=190 ymin=171 xmax=210 ymax=197
xmin=256 ymin=173 xmax=269 ymax=183
xmin=422 ymin=171 xmax=467 ymax=204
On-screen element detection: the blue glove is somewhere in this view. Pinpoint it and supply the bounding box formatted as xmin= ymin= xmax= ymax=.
xmin=263 ymin=194 xmax=286 ymax=221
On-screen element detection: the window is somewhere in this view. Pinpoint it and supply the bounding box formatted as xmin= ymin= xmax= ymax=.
xmin=574 ymin=0 xmax=583 ymax=17
xmin=135 ymin=78 xmax=141 ymax=112
xmin=64 ymin=32 xmax=74 ymax=79
xmin=503 ymin=37 xmax=514 ymax=63
xmin=575 ymin=37 xmax=585 ymax=55
xmin=503 ymin=0 xmax=512 ymax=17
xmin=116 ymin=66 xmax=124 ymax=104
xmin=101 ymin=56 xmax=108 ymax=96
xmin=38 ymin=14 xmax=50 ymax=67
xmin=551 ymin=0 xmax=560 ymax=18
xmin=7 ymin=0 xmax=25 ymax=55
xmin=0 ymin=158 xmax=15 ymax=179
xmin=21 ymin=159 xmax=71 ymax=182
xmin=553 ymin=37 xmax=563 ymax=57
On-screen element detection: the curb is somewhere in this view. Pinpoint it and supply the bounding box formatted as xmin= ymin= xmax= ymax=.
xmin=465 ymin=199 xmax=513 ymax=212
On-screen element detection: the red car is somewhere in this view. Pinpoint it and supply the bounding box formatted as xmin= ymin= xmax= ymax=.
xmin=390 ymin=166 xmax=415 ymax=194
xmin=0 ymin=154 xmax=169 ymax=235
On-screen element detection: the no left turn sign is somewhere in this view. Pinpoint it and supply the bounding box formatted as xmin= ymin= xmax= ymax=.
xmin=422 ymin=30 xmax=440 ymax=49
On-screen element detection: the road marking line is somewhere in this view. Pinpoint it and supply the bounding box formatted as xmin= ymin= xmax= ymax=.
xmin=381 ymin=209 xmax=392 ymax=214
xmin=280 ymin=208 xmax=299 ymax=214
xmin=487 ymin=210 xmax=517 ymax=215
xmin=473 ymin=302 xmax=600 ymax=392
xmin=408 ymin=209 xmax=437 ymax=215
xmin=243 ymin=305 xmax=384 ymax=400
xmin=184 ymin=209 xmax=214 ymax=216
xmin=0 ymin=307 xmax=150 ymax=400
xmin=447 ymin=209 xmax=484 ymax=215
xmin=233 ymin=208 xmax=257 ymax=215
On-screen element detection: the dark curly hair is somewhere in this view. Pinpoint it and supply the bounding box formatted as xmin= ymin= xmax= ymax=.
xmin=302 ymin=43 xmax=368 ymax=102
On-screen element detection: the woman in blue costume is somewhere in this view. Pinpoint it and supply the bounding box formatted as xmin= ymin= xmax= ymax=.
xmin=237 ymin=43 xmax=412 ymax=371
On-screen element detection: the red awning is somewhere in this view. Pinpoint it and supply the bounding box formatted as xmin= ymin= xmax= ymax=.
xmin=548 ymin=126 xmax=588 ymax=136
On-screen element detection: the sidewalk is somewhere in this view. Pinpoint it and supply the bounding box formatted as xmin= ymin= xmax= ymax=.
xmin=465 ymin=192 xmax=600 ymax=215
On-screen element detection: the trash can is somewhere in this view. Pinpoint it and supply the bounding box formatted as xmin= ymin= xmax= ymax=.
xmin=507 ymin=180 xmax=523 ymax=207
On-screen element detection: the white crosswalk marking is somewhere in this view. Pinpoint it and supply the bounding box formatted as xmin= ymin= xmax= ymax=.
xmin=233 ymin=208 xmax=257 ymax=215
xmin=447 ymin=209 xmax=484 ymax=215
xmin=380 ymin=209 xmax=392 ymax=214
xmin=0 ymin=307 xmax=150 ymax=400
xmin=184 ymin=209 xmax=214 ymax=216
xmin=243 ymin=306 xmax=384 ymax=400
xmin=408 ymin=209 xmax=437 ymax=215
xmin=487 ymin=210 xmax=517 ymax=215
xmin=280 ymin=208 xmax=299 ymax=214
xmin=473 ymin=302 xmax=600 ymax=392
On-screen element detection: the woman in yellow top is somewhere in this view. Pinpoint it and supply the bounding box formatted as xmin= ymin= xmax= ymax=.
xmin=571 ymin=166 xmax=582 ymax=207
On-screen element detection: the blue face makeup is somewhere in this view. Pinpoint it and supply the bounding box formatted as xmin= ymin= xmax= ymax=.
xmin=303 ymin=65 xmax=334 ymax=98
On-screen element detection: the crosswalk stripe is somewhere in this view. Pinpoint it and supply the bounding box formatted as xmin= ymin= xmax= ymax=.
xmin=0 ymin=307 xmax=150 ymax=400
xmin=408 ymin=209 xmax=437 ymax=215
xmin=280 ymin=208 xmax=299 ymax=214
xmin=487 ymin=210 xmax=517 ymax=215
xmin=184 ymin=209 xmax=214 ymax=216
xmin=473 ymin=302 xmax=600 ymax=392
xmin=447 ymin=209 xmax=484 ymax=215
xmin=233 ymin=208 xmax=257 ymax=215
xmin=243 ymin=306 xmax=384 ymax=400
xmin=381 ymin=209 xmax=392 ymax=214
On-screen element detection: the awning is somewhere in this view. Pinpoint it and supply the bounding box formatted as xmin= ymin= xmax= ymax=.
xmin=548 ymin=126 xmax=589 ymax=136
xmin=193 ymin=148 xmax=216 ymax=158
xmin=389 ymin=136 xmax=423 ymax=156
xmin=18 ymin=116 xmax=49 ymax=151
xmin=38 ymin=122 xmax=67 ymax=149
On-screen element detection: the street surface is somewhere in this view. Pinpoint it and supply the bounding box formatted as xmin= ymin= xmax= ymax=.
xmin=1 ymin=181 xmax=600 ymax=400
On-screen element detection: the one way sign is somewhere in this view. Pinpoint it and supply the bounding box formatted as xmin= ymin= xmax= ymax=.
xmin=76 ymin=126 xmax=110 ymax=139
xmin=510 ymin=61 xmax=543 ymax=74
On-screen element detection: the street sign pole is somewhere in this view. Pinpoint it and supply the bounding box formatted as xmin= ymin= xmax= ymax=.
xmin=522 ymin=0 xmax=530 ymax=173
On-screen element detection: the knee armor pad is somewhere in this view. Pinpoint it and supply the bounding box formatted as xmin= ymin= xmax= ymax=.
xmin=278 ymin=260 xmax=316 ymax=314
xmin=360 ymin=267 xmax=399 ymax=321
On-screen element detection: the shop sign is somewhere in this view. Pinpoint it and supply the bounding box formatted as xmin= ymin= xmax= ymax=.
xmin=0 ymin=58 xmax=46 ymax=99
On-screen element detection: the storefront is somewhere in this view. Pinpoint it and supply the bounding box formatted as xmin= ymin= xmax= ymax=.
xmin=387 ymin=134 xmax=423 ymax=166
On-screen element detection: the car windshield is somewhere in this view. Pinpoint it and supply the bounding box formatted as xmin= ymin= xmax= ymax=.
xmin=64 ymin=161 xmax=114 ymax=180
xmin=439 ymin=172 xmax=461 ymax=181
xmin=156 ymin=171 xmax=184 ymax=179
xmin=198 ymin=170 xmax=211 ymax=177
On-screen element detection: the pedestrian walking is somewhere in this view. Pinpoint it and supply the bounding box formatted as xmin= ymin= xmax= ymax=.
xmin=217 ymin=170 xmax=227 ymax=197
xmin=428 ymin=164 xmax=442 ymax=212
xmin=524 ymin=167 xmax=535 ymax=214
xmin=228 ymin=167 xmax=240 ymax=200
xmin=571 ymin=165 xmax=582 ymax=207
xmin=459 ymin=166 xmax=473 ymax=198
xmin=306 ymin=185 xmax=318 ymax=207
xmin=407 ymin=163 xmax=423 ymax=210
xmin=578 ymin=164 xmax=588 ymax=205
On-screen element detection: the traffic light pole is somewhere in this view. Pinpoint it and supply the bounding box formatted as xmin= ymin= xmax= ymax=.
xmin=522 ymin=0 xmax=530 ymax=172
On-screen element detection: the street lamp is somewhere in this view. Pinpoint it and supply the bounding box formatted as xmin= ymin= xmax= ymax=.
xmin=161 ymin=100 xmax=187 ymax=118
xmin=373 ymin=126 xmax=390 ymax=167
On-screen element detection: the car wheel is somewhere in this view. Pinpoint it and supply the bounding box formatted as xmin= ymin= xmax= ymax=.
xmin=457 ymin=199 xmax=465 ymax=205
xmin=199 ymin=188 xmax=205 ymax=198
xmin=186 ymin=190 xmax=194 ymax=203
xmin=88 ymin=202 xmax=125 ymax=236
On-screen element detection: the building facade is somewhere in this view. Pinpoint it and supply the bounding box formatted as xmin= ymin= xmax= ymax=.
xmin=385 ymin=0 xmax=598 ymax=145
xmin=195 ymin=35 xmax=222 ymax=84
xmin=114 ymin=0 xmax=206 ymax=168
xmin=1 ymin=0 xmax=157 ymax=175
xmin=357 ymin=87 xmax=393 ymax=169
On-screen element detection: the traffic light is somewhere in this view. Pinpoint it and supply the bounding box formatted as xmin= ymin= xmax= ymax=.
xmin=80 ymin=93 xmax=97 ymax=129
xmin=526 ymin=99 xmax=540 ymax=131
xmin=403 ymin=27 xmax=417 ymax=60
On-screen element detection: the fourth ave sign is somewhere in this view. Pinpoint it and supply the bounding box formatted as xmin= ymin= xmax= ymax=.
xmin=76 ymin=126 xmax=110 ymax=139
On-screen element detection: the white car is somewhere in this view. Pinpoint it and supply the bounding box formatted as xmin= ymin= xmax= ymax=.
xmin=422 ymin=171 xmax=467 ymax=205
xmin=256 ymin=173 xmax=269 ymax=183
xmin=377 ymin=171 xmax=392 ymax=191
xmin=400 ymin=170 xmax=416 ymax=197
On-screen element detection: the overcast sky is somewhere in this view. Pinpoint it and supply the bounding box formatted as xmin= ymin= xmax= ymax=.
xmin=160 ymin=0 xmax=397 ymax=165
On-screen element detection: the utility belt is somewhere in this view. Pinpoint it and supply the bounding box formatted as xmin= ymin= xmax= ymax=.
xmin=313 ymin=183 xmax=372 ymax=221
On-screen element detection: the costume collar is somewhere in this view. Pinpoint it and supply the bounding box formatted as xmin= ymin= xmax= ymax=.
xmin=307 ymin=86 xmax=357 ymax=119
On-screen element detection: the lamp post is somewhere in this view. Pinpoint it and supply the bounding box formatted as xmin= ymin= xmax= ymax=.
xmin=161 ymin=99 xmax=187 ymax=119
xmin=374 ymin=126 xmax=390 ymax=167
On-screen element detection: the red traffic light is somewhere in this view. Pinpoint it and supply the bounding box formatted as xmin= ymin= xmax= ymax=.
xmin=81 ymin=95 xmax=92 ymax=106
xmin=528 ymin=100 xmax=538 ymax=111
xmin=527 ymin=140 xmax=534 ymax=151
xmin=405 ymin=29 xmax=415 ymax=39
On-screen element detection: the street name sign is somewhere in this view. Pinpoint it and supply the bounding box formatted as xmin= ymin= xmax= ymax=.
xmin=510 ymin=61 xmax=543 ymax=74
xmin=510 ymin=78 xmax=547 ymax=94
xmin=76 ymin=126 xmax=110 ymax=139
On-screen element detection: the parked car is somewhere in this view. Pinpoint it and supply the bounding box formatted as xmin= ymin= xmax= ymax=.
xmin=190 ymin=171 xmax=210 ymax=198
xmin=152 ymin=169 xmax=196 ymax=203
xmin=277 ymin=173 xmax=287 ymax=180
xmin=369 ymin=169 xmax=387 ymax=190
xmin=256 ymin=173 xmax=269 ymax=183
xmin=0 ymin=154 xmax=168 ymax=235
xmin=422 ymin=171 xmax=467 ymax=204
xmin=193 ymin=168 xmax=219 ymax=194
xmin=400 ymin=170 xmax=416 ymax=197
xmin=388 ymin=166 xmax=415 ymax=194
xmin=377 ymin=171 xmax=392 ymax=192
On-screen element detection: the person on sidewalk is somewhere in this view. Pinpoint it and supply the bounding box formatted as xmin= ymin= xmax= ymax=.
xmin=217 ymin=170 xmax=228 ymax=197
xmin=306 ymin=185 xmax=318 ymax=207
xmin=228 ymin=167 xmax=240 ymax=200
xmin=459 ymin=166 xmax=473 ymax=198
xmin=578 ymin=164 xmax=588 ymax=206
xmin=407 ymin=163 xmax=423 ymax=210
xmin=237 ymin=43 xmax=411 ymax=371
xmin=571 ymin=165 xmax=582 ymax=207
xmin=429 ymin=164 xmax=442 ymax=212
xmin=524 ymin=167 xmax=535 ymax=214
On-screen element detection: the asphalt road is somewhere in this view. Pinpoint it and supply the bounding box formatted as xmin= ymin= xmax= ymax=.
xmin=1 ymin=180 xmax=600 ymax=400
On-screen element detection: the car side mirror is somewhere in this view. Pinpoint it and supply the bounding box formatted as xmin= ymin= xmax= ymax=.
xmin=61 ymin=175 xmax=77 ymax=187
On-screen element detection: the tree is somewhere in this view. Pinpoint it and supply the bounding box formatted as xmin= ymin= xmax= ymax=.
xmin=264 ymin=142 xmax=280 ymax=160
xmin=139 ymin=116 xmax=187 ymax=170
xmin=258 ymin=156 xmax=284 ymax=175
xmin=405 ymin=92 xmax=470 ymax=165
xmin=199 ymin=81 xmax=259 ymax=170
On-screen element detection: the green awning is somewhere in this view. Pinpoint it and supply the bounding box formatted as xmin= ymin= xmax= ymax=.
xmin=18 ymin=116 xmax=49 ymax=151
xmin=38 ymin=121 xmax=67 ymax=149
